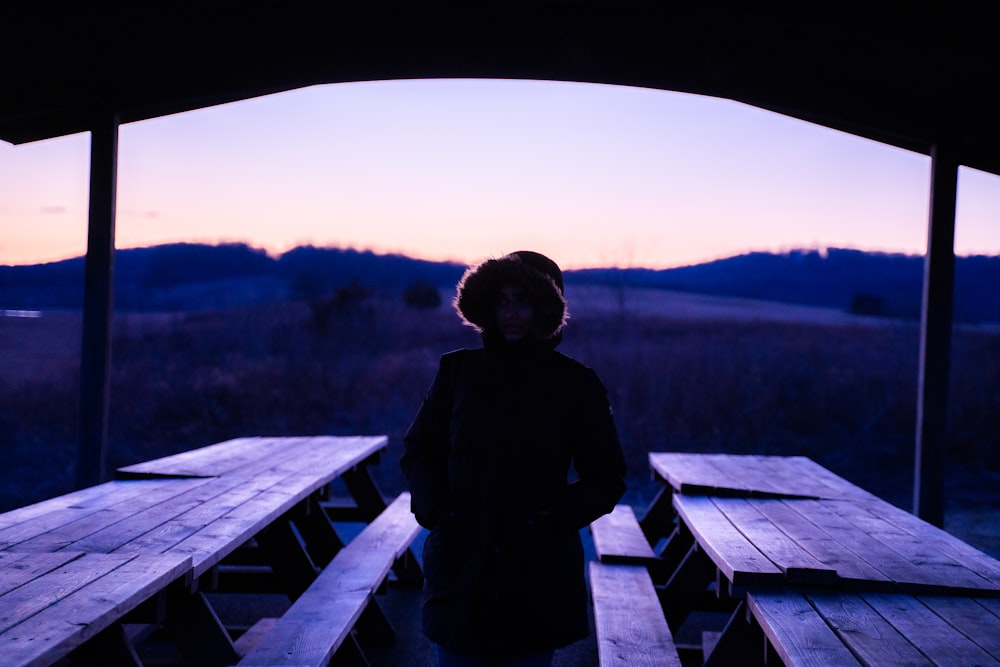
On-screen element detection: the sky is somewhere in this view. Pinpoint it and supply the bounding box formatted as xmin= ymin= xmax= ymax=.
xmin=1 ymin=78 xmax=999 ymax=270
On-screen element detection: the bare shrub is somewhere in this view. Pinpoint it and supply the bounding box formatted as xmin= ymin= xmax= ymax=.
xmin=2 ymin=289 xmax=997 ymax=514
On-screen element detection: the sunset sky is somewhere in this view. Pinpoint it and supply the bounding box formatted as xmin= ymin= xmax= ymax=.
xmin=2 ymin=78 xmax=999 ymax=270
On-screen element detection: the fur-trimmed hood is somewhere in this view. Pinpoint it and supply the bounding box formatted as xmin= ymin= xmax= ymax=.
xmin=453 ymin=251 xmax=568 ymax=340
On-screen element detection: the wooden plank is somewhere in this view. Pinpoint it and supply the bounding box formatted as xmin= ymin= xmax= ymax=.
xmin=0 ymin=479 xmax=206 ymax=549
xmin=0 ymin=482 xmax=153 ymax=532
xmin=746 ymin=590 xmax=861 ymax=667
xmin=916 ymin=595 xmax=1000 ymax=661
xmin=750 ymin=500 xmax=894 ymax=589
xmin=11 ymin=478 xmax=219 ymax=553
xmin=648 ymin=452 xmax=879 ymax=500
xmin=0 ymin=553 xmax=191 ymax=667
xmin=868 ymin=501 xmax=1000 ymax=589
xmin=118 ymin=436 xmax=387 ymax=479
xmin=116 ymin=437 xmax=277 ymax=477
xmin=672 ymin=495 xmax=783 ymax=587
xmin=782 ymin=457 xmax=882 ymax=502
xmin=787 ymin=500 xmax=992 ymax=594
xmin=0 ymin=552 xmax=85 ymax=596
xmin=589 ymin=561 xmax=681 ymax=667
xmin=238 ymin=493 xmax=420 ymax=667
xmin=710 ymin=499 xmax=838 ymax=586
xmin=234 ymin=617 xmax=278 ymax=657
xmin=0 ymin=553 xmax=135 ymax=635
xmin=650 ymin=453 xmax=755 ymax=496
xmin=821 ymin=499 xmax=1000 ymax=594
xmin=721 ymin=454 xmax=809 ymax=497
xmin=804 ymin=590 xmax=931 ymax=665
xmin=591 ymin=504 xmax=657 ymax=564
xmin=861 ymin=592 xmax=999 ymax=665
xmin=750 ymin=456 xmax=874 ymax=501
xmin=110 ymin=470 xmax=297 ymax=559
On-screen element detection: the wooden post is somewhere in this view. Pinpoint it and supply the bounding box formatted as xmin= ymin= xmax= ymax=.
xmin=913 ymin=143 xmax=958 ymax=527
xmin=76 ymin=114 xmax=119 ymax=489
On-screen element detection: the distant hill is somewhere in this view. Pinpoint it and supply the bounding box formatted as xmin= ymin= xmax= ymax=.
xmin=571 ymin=248 xmax=1000 ymax=324
xmin=2 ymin=243 xmax=999 ymax=324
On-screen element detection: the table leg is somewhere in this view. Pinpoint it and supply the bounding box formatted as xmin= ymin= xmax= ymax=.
xmin=292 ymin=493 xmax=344 ymax=568
xmin=639 ymin=484 xmax=675 ymax=543
xmin=389 ymin=547 xmax=425 ymax=588
xmin=653 ymin=523 xmax=694 ymax=586
xmin=256 ymin=515 xmax=320 ymax=600
xmin=355 ymin=597 xmax=396 ymax=645
xmin=71 ymin=623 xmax=142 ymax=667
xmin=341 ymin=466 xmax=388 ymax=522
xmin=704 ymin=600 xmax=766 ymax=667
xmin=163 ymin=588 xmax=241 ymax=664
xmin=658 ymin=542 xmax=717 ymax=631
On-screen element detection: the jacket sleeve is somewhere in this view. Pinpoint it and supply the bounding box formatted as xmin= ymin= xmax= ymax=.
xmin=548 ymin=367 xmax=627 ymax=532
xmin=400 ymin=353 xmax=457 ymax=529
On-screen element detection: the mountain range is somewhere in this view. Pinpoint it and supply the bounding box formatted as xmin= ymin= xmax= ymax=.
xmin=2 ymin=243 xmax=998 ymax=324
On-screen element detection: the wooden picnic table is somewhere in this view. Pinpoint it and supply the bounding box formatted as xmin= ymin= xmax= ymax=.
xmin=0 ymin=435 xmax=390 ymax=666
xmin=642 ymin=452 xmax=1000 ymax=666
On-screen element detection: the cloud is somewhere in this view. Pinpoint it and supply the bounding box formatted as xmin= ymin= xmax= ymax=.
xmin=39 ymin=205 xmax=67 ymax=214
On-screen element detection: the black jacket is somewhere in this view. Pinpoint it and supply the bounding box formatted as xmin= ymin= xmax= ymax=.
xmin=401 ymin=338 xmax=627 ymax=655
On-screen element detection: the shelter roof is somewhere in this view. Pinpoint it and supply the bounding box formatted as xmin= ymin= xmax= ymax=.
xmin=3 ymin=3 xmax=999 ymax=175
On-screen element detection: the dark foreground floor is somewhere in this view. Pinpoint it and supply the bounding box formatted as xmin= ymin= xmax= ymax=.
xmin=363 ymin=586 xmax=600 ymax=667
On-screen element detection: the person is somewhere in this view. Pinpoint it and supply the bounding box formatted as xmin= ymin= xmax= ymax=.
xmin=400 ymin=250 xmax=627 ymax=667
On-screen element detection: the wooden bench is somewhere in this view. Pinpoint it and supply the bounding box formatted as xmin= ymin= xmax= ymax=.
xmin=590 ymin=503 xmax=670 ymax=584
xmin=589 ymin=561 xmax=681 ymax=667
xmin=739 ymin=588 xmax=1000 ymax=666
xmin=238 ymin=491 xmax=422 ymax=666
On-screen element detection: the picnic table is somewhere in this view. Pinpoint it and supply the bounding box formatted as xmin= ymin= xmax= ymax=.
xmin=638 ymin=452 xmax=1000 ymax=666
xmin=0 ymin=435 xmax=393 ymax=666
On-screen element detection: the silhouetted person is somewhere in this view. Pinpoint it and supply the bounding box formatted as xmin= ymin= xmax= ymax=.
xmin=401 ymin=251 xmax=627 ymax=667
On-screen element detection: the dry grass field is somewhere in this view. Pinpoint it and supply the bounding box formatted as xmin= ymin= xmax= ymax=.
xmin=2 ymin=286 xmax=998 ymax=557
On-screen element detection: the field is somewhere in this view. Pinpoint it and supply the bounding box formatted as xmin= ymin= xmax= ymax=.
xmin=2 ymin=285 xmax=999 ymax=556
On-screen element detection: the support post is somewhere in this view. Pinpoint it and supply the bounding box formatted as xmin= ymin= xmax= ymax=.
xmin=76 ymin=114 xmax=119 ymax=490
xmin=913 ymin=143 xmax=958 ymax=527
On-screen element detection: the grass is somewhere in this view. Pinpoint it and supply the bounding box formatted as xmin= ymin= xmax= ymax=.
xmin=2 ymin=286 xmax=998 ymax=533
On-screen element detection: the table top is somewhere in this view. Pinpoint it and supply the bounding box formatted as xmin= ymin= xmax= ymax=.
xmin=649 ymin=452 xmax=881 ymax=501
xmin=117 ymin=435 xmax=386 ymax=479
xmin=0 ymin=550 xmax=191 ymax=666
xmin=748 ymin=588 xmax=1000 ymax=666
xmin=2 ymin=436 xmax=389 ymax=578
xmin=674 ymin=494 xmax=1000 ymax=594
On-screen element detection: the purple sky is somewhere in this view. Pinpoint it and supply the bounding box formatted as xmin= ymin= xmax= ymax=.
xmin=2 ymin=79 xmax=998 ymax=269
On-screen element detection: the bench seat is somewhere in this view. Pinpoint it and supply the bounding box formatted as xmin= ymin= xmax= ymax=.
xmin=238 ymin=492 xmax=421 ymax=666
xmin=589 ymin=561 xmax=681 ymax=667
xmin=591 ymin=504 xmax=657 ymax=564
xmin=591 ymin=503 xmax=671 ymax=584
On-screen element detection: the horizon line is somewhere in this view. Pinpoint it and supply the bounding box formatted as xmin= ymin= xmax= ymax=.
xmin=5 ymin=240 xmax=993 ymax=272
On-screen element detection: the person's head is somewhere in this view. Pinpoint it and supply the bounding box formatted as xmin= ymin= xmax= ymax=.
xmin=454 ymin=250 xmax=568 ymax=342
